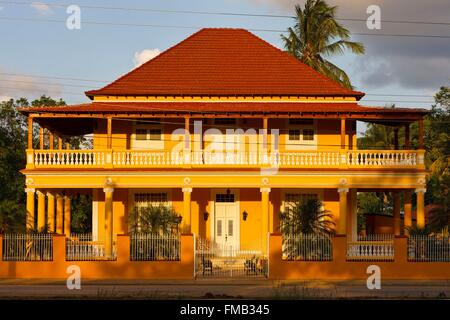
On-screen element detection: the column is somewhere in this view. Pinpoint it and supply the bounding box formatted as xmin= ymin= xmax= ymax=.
xmin=184 ymin=117 xmax=190 ymax=164
xmin=182 ymin=187 xmax=192 ymax=233
xmin=49 ymin=131 xmax=54 ymax=150
xmin=418 ymin=119 xmax=424 ymax=149
xmin=347 ymin=189 xmax=357 ymax=238
xmin=37 ymin=190 xmax=46 ymax=231
xmin=27 ymin=117 xmax=33 ymax=149
xmin=58 ymin=136 xmax=63 ymax=150
xmin=404 ymin=124 xmax=410 ymax=149
xmin=104 ymin=187 xmax=114 ymax=257
xmin=47 ymin=192 xmax=55 ymax=233
xmin=64 ymin=195 xmax=71 ymax=235
xmin=338 ymin=188 xmax=348 ymax=235
xmin=107 ymin=117 xmax=112 ymax=149
xmin=39 ymin=127 xmax=44 ymax=150
xmin=404 ymin=190 xmax=413 ymax=232
xmin=56 ymin=193 xmax=64 ymax=233
xmin=415 ymin=188 xmax=426 ymax=228
xmin=262 ymin=118 xmax=268 ymax=163
xmin=25 ymin=188 xmax=35 ymax=231
xmin=260 ymin=187 xmax=271 ymax=254
xmin=340 ymin=118 xmax=346 ymax=149
xmin=393 ymin=191 xmax=401 ymax=235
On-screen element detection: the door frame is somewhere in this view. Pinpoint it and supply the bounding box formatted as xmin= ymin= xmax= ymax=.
xmin=209 ymin=188 xmax=240 ymax=249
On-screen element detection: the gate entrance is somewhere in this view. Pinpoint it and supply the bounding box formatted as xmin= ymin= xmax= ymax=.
xmin=195 ymin=237 xmax=268 ymax=278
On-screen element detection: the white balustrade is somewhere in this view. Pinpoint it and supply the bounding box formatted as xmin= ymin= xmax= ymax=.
xmin=32 ymin=149 xmax=420 ymax=168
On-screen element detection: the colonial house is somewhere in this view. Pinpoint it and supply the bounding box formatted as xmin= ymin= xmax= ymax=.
xmin=3 ymin=28 xmax=447 ymax=280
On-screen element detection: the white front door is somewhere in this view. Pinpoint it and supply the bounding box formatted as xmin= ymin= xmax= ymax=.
xmin=214 ymin=192 xmax=239 ymax=253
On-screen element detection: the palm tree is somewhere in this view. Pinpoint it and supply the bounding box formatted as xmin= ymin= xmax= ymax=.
xmin=128 ymin=204 xmax=181 ymax=234
xmin=279 ymin=198 xmax=335 ymax=235
xmin=282 ymin=0 xmax=365 ymax=89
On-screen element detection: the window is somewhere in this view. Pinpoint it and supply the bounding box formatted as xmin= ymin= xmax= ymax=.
xmin=215 ymin=193 xmax=235 ymax=203
xmin=288 ymin=129 xmax=301 ymax=141
xmin=303 ymin=129 xmax=315 ymax=141
xmin=217 ymin=220 xmax=222 ymax=237
xmin=134 ymin=192 xmax=168 ymax=207
xmin=149 ymin=129 xmax=162 ymax=141
xmin=215 ymin=118 xmax=236 ymax=125
xmin=289 ymin=119 xmax=314 ymax=125
xmin=136 ymin=129 xmax=147 ymax=140
xmin=228 ymin=220 xmax=233 ymax=236
xmin=285 ymin=193 xmax=318 ymax=207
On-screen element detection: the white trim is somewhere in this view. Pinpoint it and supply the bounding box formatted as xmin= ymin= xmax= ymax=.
xmin=209 ymin=188 xmax=240 ymax=249
xmin=128 ymin=188 xmax=173 ymax=212
xmin=280 ymin=188 xmax=324 ymax=212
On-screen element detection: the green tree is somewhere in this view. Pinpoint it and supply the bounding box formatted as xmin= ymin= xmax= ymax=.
xmin=0 ymin=95 xmax=94 ymax=232
xmin=128 ymin=204 xmax=181 ymax=234
xmin=282 ymin=0 xmax=364 ymax=89
xmin=279 ymin=198 xmax=335 ymax=235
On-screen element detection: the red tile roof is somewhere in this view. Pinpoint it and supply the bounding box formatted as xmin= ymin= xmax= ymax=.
xmin=86 ymin=28 xmax=364 ymax=99
xmin=19 ymin=102 xmax=428 ymax=117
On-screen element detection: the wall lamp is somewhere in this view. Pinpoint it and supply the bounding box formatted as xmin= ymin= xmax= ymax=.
xmin=242 ymin=210 xmax=248 ymax=221
xmin=203 ymin=212 xmax=209 ymax=221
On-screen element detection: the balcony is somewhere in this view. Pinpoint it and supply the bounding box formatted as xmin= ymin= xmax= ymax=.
xmin=27 ymin=149 xmax=425 ymax=170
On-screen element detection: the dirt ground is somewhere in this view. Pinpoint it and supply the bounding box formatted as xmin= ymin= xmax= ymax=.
xmin=0 ymin=279 xmax=449 ymax=299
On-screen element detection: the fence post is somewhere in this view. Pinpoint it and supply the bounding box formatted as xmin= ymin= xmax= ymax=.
xmin=52 ymin=234 xmax=66 ymax=262
xmin=332 ymin=235 xmax=347 ymax=263
xmin=117 ymin=234 xmax=130 ymax=263
xmin=181 ymin=234 xmax=194 ymax=279
xmin=268 ymin=233 xmax=282 ymax=280
xmin=394 ymin=235 xmax=408 ymax=263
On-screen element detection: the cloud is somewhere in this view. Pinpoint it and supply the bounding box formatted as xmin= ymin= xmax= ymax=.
xmin=0 ymin=96 xmax=12 ymax=102
xmin=0 ymin=71 xmax=63 ymax=100
xmin=133 ymin=49 xmax=161 ymax=67
xmin=30 ymin=2 xmax=54 ymax=16
xmin=245 ymin=0 xmax=450 ymax=91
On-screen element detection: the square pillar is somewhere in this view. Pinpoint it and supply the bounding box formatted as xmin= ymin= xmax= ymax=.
xmin=25 ymin=188 xmax=35 ymax=231
xmin=37 ymin=190 xmax=46 ymax=231
xmin=347 ymin=189 xmax=357 ymax=238
xmin=415 ymin=188 xmax=426 ymax=228
xmin=56 ymin=193 xmax=64 ymax=234
xmin=404 ymin=190 xmax=413 ymax=232
xmin=260 ymin=187 xmax=271 ymax=254
xmin=338 ymin=188 xmax=349 ymax=235
xmin=182 ymin=187 xmax=192 ymax=233
xmin=63 ymin=195 xmax=71 ymax=235
xmin=103 ymin=187 xmax=114 ymax=257
xmin=393 ymin=191 xmax=401 ymax=235
xmin=47 ymin=192 xmax=55 ymax=233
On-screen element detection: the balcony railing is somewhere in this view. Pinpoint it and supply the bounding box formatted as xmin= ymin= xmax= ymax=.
xmin=29 ymin=149 xmax=424 ymax=169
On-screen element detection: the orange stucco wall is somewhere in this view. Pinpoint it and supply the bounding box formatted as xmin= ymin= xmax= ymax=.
xmin=94 ymin=188 xmax=341 ymax=248
xmin=0 ymin=234 xmax=194 ymax=280
xmin=92 ymin=118 xmax=357 ymax=152
xmin=269 ymin=234 xmax=450 ymax=280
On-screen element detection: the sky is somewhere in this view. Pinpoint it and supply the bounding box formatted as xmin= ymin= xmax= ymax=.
xmin=0 ymin=0 xmax=449 ymax=109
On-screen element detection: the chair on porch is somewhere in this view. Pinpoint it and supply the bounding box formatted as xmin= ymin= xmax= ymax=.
xmin=244 ymin=255 xmax=261 ymax=275
xmin=201 ymin=255 xmax=213 ymax=275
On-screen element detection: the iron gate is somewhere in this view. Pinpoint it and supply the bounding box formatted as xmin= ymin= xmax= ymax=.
xmin=194 ymin=237 xmax=268 ymax=278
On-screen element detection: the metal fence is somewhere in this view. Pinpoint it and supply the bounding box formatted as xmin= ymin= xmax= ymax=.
xmin=282 ymin=233 xmax=333 ymax=261
xmin=408 ymin=235 xmax=450 ymax=262
xmin=2 ymin=233 xmax=53 ymax=261
xmin=347 ymin=234 xmax=394 ymax=261
xmin=195 ymin=238 xmax=268 ymax=278
xmin=130 ymin=233 xmax=180 ymax=261
xmin=66 ymin=234 xmax=116 ymax=261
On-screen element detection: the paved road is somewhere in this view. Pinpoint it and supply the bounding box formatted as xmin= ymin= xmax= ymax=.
xmin=0 ymin=279 xmax=449 ymax=299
